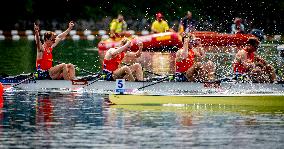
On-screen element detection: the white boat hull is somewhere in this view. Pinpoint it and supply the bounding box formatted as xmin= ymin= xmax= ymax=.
xmin=3 ymin=80 xmax=284 ymax=95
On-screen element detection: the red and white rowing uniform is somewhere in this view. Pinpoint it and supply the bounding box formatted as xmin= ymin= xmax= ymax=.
xmin=36 ymin=47 xmax=53 ymax=70
xmin=176 ymin=48 xmax=195 ymax=73
xmin=103 ymin=50 xmax=125 ymax=72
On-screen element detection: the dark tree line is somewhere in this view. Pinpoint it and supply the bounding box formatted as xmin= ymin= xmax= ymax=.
xmin=0 ymin=0 xmax=283 ymax=34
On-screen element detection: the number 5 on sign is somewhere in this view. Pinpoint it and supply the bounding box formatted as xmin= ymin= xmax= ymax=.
xmin=116 ymin=79 xmax=125 ymax=93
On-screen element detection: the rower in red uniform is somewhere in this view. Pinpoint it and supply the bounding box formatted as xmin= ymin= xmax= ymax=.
xmin=34 ymin=21 xmax=75 ymax=80
xmin=175 ymin=33 xmax=215 ymax=82
xmin=233 ymin=37 xmax=276 ymax=82
xmin=103 ymin=38 xmax=143 ymax=81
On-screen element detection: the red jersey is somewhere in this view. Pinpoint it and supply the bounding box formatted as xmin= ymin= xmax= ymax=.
xmin=36 ymin=47 xmax=53 ymax=70
xmin=176 ymin=48 xmax=195 ymax=73
xmin=103 ymin=51 xmax=125 ymax=72
xmin=233 ymin=48 xmax=255 ymax=74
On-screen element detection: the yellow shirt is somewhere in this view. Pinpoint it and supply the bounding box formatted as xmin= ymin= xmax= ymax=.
xmin=110 ymin=19 xmax=127 ymax=33
xmin=151 ymin=20 xmax=169 ymax=33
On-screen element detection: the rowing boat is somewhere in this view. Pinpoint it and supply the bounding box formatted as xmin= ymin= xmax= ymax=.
xmin=2 ymin=78 xmax=283 ymax=93
xmin=2 ymin=75 xmax=284 ymax=106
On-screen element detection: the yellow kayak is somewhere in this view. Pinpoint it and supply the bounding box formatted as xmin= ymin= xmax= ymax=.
xmin=109 ymin=94 xmax=284 ymax=107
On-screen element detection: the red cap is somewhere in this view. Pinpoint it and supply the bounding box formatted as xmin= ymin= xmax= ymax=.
xmin=156 ymin=13 xmax=163 ymax=18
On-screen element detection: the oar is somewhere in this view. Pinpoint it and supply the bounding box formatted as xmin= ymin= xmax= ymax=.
xmin=2 ymin=73 xmax=35 ymax=90
xmin=137 ymin=74 xmax=229 ymax=91
xmin=12 ymin=75 xmax=35 ymax=88
xmin=82 ymin=77 xmax=101 ymax=89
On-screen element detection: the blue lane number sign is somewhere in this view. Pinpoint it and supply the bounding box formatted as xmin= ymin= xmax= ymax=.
xmin=115 ymin=79 xmax=125 ymax=93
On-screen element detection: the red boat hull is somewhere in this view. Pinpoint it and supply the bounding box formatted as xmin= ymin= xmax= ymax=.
xmin=98 ymin=31 xmax=256 ymax=53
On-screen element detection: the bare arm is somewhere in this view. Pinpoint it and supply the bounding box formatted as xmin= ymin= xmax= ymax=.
xmin=192 ymin=47 xmax=205 ymax=62
xmin=105 ymin=40 xmax=131 ymax=60
xmin=176 ymin=37 xmax=190 ymax=62
xmin=34 ymin=23 xmax=43 ymax=52
xmin=193 ymin=39 xmax=205 ymax=62
xmin=254 ymin=54 xmax=267 ymax=67
xmin=51 ymin=21 xmax=74 ymax=48
xmin=126 ymin=42 xmax=143 ymax=58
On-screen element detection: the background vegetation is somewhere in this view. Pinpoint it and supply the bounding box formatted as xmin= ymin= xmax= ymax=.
xmin=0 ymin=0 xmax=283 ymax=34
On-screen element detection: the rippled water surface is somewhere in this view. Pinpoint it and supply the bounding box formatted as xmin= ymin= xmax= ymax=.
xmin=0 ymin=92 xmax=283 ymax=148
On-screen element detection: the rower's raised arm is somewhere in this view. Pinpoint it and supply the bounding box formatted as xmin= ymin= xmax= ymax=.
xmin=57 ymin=21 xmax=74 ymax=39
xmin=34 ymin=23 xmax=43 ymax=52
xmin=135 ymin=42 xmax=143 ymax=57
xmin=176 ymin=36 xmax=190 ymax=62
xmin=52 ymin=21 xmax=74 ymax=48
xmin=111 ymin=39 xmax=131 ymax=56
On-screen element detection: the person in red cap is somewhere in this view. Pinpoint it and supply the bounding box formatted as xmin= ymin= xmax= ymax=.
xmin=231 ymin=17 xmax=245 ymax=34
xmin=151 ymin=12 xmax=170 ymax=33
xmin=233 ymin=37 xmax=276 ymax=82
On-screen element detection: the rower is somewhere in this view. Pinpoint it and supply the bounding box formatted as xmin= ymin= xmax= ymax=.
xmin=102 ymin=38 xmax=143 ymax=81
xmin=233 ymin=37 xmax=276 ymax=83
xmin=175 ymin=33 xmax=215 ymax=82
xmin=34 ymin=21 xmax=76 ymax=80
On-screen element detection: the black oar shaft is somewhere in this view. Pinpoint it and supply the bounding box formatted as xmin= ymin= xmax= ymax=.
xmin=13 ymin=75 xmax=34 ymax=88
xmin=137 ymin=76 xmax=169 ymax=90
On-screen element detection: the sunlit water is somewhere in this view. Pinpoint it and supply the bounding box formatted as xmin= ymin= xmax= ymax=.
xmin=0 ymin=92 xmax=283 ymax=148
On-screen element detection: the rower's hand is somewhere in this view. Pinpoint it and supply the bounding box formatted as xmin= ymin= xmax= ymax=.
xmin=34 ymin=23 xmax=39 ymax=32
xmin=137 ymin=42 xmax=143 ymax=49
xmin=68 ymin=21 xmax=75 ymax=29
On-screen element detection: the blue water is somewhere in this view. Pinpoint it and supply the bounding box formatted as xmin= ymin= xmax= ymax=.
xmin=0 ymin=92 xmax=284 ymax=148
